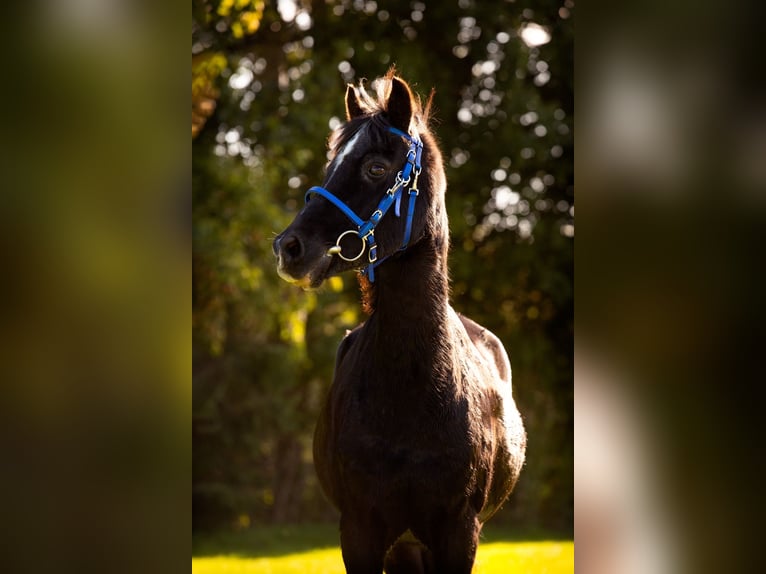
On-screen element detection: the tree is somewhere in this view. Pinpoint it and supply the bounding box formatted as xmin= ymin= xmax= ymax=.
xmin=192 ymin=0 xmax=573 ymax=533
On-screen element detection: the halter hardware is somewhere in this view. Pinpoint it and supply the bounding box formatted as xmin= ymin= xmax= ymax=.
xmin=304 ymin=126 xmax=423 ymax=282
xmin=331 ymin=229 xmax=366 ymax=262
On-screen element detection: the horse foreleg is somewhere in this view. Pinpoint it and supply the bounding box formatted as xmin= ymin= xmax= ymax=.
xmin=428 ymin=512 xmax=481 ymax=574
xmin=339 ymin=511 xmax=387 ymax=574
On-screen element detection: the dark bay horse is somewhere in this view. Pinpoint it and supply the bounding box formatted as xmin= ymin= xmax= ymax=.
xmin=273 ymin=71 xmax=526 ymax=574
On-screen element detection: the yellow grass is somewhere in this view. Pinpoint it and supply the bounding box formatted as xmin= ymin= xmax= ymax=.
xmin=192 ymin=539 xmax=573 ymax=574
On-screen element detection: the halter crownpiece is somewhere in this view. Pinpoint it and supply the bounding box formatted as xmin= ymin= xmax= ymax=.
xmin=304 ymin=126 xmax=423 ymax=282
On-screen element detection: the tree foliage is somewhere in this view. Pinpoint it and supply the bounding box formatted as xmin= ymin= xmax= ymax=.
xmin=192 ymin=0 xmax=573 ymax=533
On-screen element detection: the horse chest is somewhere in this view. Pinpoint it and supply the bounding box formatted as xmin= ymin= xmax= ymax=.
xmin=339 ymin=386 xmax=470 ymax=450
xmin=329 ymin=360 xmax=480 ymax=488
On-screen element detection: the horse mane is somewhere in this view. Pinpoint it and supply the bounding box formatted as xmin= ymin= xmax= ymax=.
xmin=358 ymin=272 xmax=374 ymax=315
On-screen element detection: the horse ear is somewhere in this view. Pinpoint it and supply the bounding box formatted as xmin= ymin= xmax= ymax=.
xmin=386 ymin=76 xmax=414 ymax=133
xmin=345 ymin=84 xmax=365 ymax=120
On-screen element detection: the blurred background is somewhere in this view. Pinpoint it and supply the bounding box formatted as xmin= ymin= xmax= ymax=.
xmin=192 ymin=0 xmax=573 ymax=536
xmin=2 ymin=0 xmax=762 ymax=571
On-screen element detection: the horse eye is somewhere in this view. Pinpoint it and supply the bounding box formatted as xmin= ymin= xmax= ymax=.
xmin=367 ymin=163 xmax=387 ymax=178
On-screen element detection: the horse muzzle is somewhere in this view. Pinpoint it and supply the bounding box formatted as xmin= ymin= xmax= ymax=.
xmin=273 ymin=230 xmax=333 ymax=289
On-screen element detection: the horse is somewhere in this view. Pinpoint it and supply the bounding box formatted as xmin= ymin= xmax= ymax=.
xmin=273 ymin=70 xmax=526 ymax=574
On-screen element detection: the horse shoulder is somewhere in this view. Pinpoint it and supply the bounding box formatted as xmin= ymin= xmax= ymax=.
xmin=455 ymin=312 xmax=512 ymax=384
xmin=452 ymin=310 xmax=527 ymax=521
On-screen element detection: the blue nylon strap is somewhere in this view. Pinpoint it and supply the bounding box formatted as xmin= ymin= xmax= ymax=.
xmin=401 ymin=190 xmax=418 ymax=250
xmin=305 ymin=186 xmax=365 ymax=227
xmin=359 ymin=184 xmax=402 ymax=236
xmin=388 ymin=127 xmax=412 ymax=141
xmin=389 ymin=126 xmax=422 ymax=188
xmin=389 ymin=128 xmax=422 ymax=252
xmin=401 ymin=162 xmax=413 ymax=182
xmin=414 ymin=141 xmax=423 ymax=163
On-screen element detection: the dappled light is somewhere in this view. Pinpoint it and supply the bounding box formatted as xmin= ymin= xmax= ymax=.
xmin=520 ymin=22 xmax=551 ymax=48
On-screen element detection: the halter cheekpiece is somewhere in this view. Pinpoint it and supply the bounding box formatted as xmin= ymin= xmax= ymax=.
xmin=304 ymin=126 xmax=423 ymax=282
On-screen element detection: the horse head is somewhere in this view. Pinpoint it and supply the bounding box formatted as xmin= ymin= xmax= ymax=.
xmin=273 ymin=72 xmax=445 ymax=288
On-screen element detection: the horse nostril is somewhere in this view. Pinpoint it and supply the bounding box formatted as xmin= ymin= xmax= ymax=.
xmin=281 ymin=234 xmax=304 ymax=262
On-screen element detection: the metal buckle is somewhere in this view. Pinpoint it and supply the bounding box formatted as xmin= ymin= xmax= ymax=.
xmin=410 ymin=169 xmax=421 ymax=193
xmin=362 ymin=227 xmax=375 ymax=244
xmin=387 ymin=172 xmax=407 ymax=195
xmin=328 ymin=229 xmax=366 ymax=262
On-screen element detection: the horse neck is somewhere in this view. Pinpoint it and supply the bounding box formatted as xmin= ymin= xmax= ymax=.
xmin=362 ymin=230 xmax=452 ymax=358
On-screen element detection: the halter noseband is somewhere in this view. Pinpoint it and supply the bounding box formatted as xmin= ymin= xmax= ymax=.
xmin=304 ymin=126 xmax=423 ymax=282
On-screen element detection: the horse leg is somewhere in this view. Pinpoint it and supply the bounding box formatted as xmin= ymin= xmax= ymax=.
xmin=384 ymin=540 xmax=433 ymax=574
xmin=339 ymin=511 xmax=387 ymax=574
xmin=428 ymin=512 xmax=481 ymax=574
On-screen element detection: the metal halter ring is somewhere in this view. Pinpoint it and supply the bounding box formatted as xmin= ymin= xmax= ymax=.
xmin=327 ymin=229 xmax=366 ymax=262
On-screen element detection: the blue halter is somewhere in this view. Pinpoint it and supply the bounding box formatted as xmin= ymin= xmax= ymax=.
xmin=304 ymin=126 xmax=423 ymax=282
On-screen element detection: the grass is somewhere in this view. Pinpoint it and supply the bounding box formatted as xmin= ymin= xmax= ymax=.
xmin=192 ymin=524 xmax=573 ymax=574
